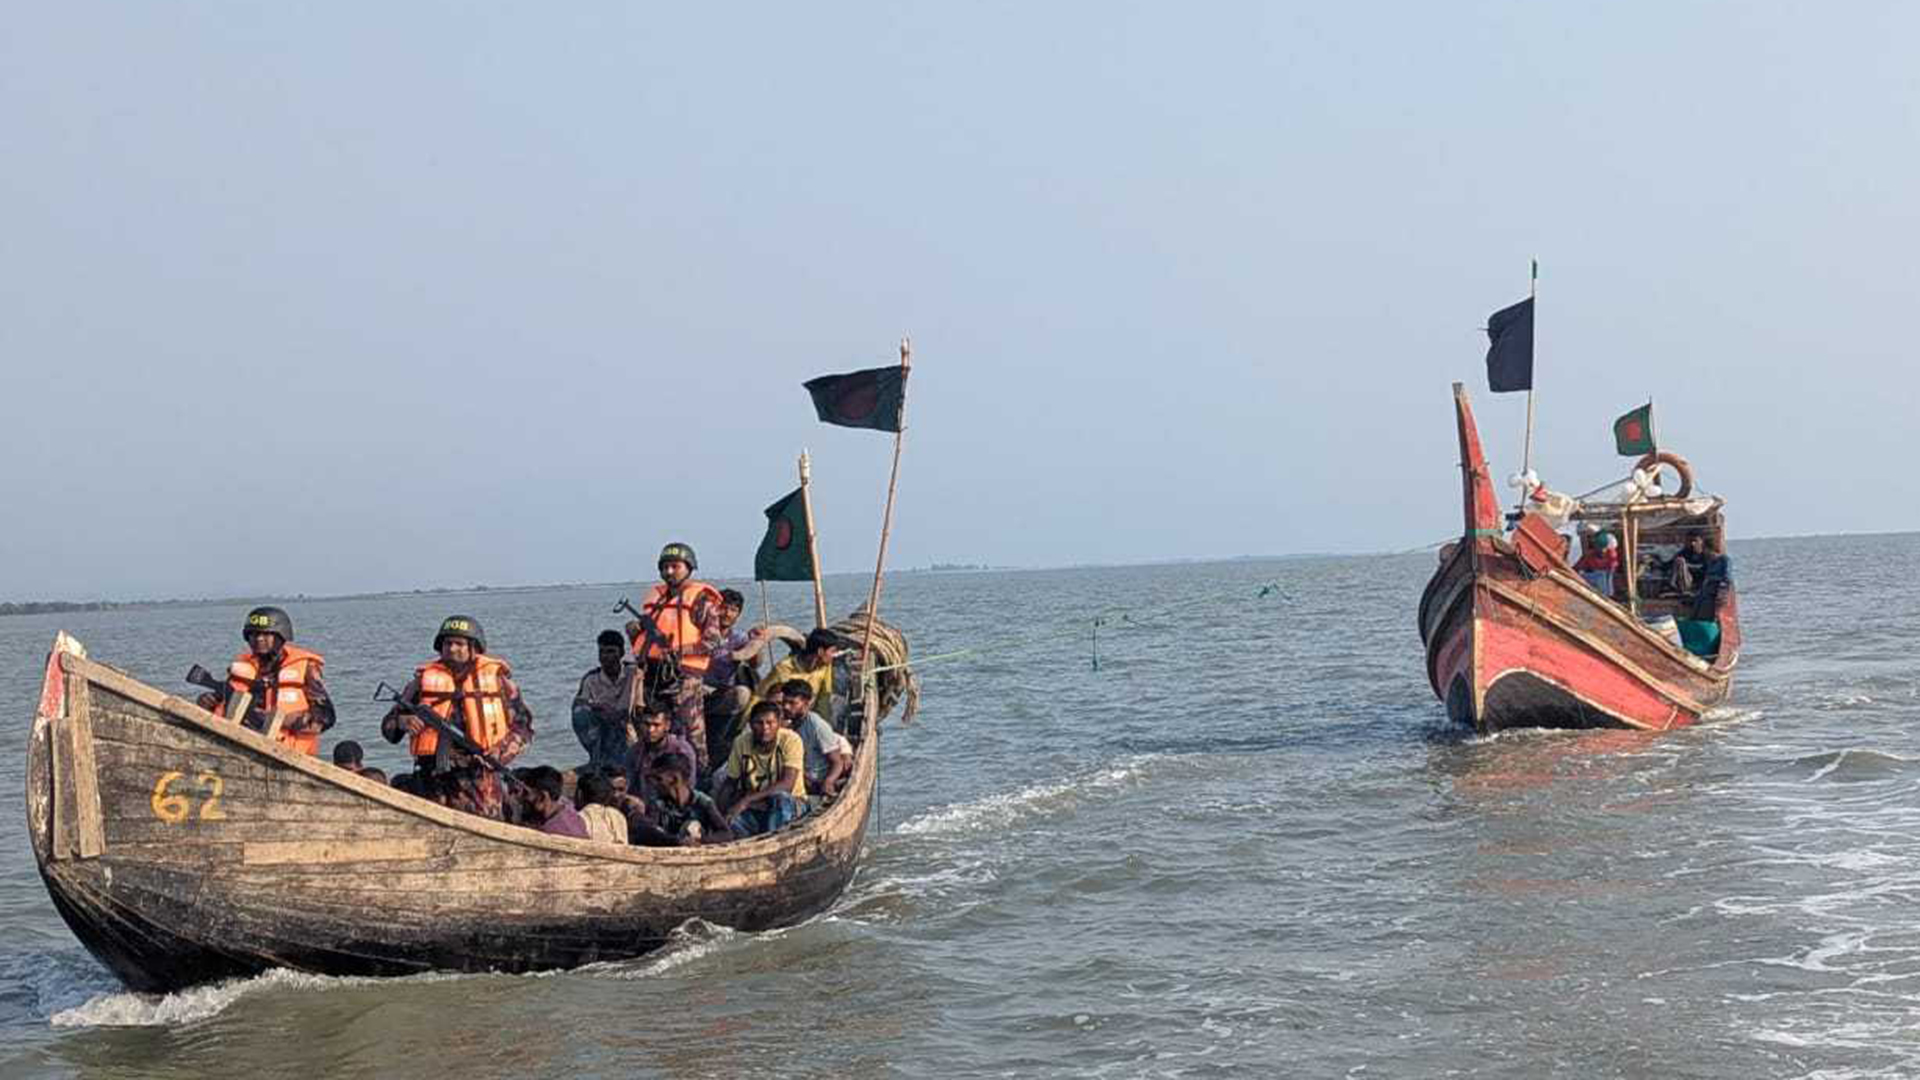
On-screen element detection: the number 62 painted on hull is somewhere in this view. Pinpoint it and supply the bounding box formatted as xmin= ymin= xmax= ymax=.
xmin=149 ymin=771 xmax=227 ymax=824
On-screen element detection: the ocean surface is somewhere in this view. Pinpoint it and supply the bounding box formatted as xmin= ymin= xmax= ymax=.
xmin=2 ymin=535 xmax=1918 ymax=1079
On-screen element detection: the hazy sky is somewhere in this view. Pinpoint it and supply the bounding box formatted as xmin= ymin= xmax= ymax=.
xmin=4 ymin=3 xmax=1915 ymax=600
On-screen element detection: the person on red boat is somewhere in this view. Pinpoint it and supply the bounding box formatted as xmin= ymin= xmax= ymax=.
xmin=197 ymin=606 xmax=335 ymax=756
xmin=625 ymin=542 xmax=724 ymax=774
xmin=380 ymin=615 xmax=534 ymax=821
xmin=1573 ymin=526 xmax=1620 ymax=598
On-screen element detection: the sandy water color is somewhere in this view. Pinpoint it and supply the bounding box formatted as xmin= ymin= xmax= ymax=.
xmin=2 ymin=538 xmax=1919 ymax=1078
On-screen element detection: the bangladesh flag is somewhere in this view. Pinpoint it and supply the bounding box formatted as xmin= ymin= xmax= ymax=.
xmin=1613 ymin=402 xmax=1655 ymax=456
xmin=803 ymin=365 xmax=907 ymax=432
xmin=754 ymin=487 xmax=815 ymax=582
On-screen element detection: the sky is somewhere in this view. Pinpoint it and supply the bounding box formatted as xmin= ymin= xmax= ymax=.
xmin=3 ymin=2 xmax=1915 ymax=600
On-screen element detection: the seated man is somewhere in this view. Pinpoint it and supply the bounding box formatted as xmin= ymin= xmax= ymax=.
xmin=1667 ymin=533 xmax=1711 ymax=596
xmin=333 ymin=739 xmax=368 ymax=774
xmin=750 ymin=628 xmax=839 ymax=726
xmin=575 ymin=769 xmax=629 ymax=845
xmin=520 ymin=765 xmax=589 ymax=839
xmin=717 ymin=701 xmax=807 ymax=839
xmin=629 ymin=751 xmax=730 ymax=847
xmin=571 ymin=630 xmax=636 ymax=771
xmin=623 ymin=701 xmax=698 ymax=801
xmin=777 ymin=678 xmax=852 ymax=799
xmin=702 ymin=588 xmax=765 ymax=767
xmin=1573 ymin=527 xmax=1619 ymax=597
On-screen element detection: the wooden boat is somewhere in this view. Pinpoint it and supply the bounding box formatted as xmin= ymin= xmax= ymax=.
xmin=1417 ymin=383 xmax=1742 ymax=732
xmin=27 ymin=630 xmax=901 ymax=993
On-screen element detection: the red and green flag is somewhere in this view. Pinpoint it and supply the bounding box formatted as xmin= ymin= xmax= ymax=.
xmin=803 ymin=365 xmax=907 ymax=432
xmin=754 ymin=487 xmax=815 ymax=582
xmin=1613 ymin=402 xmax=1655 ymax=456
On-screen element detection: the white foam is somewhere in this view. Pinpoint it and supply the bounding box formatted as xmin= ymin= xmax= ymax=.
xmin=895 ymin=756 xmax=1157 ymax=837
xmin=49 ymin=967 xmax=372 ymax=1028
xmin=596 ymin=921 xmax=750 ymax=980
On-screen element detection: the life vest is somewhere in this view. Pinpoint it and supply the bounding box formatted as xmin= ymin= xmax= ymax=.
xmin=636 ymin=581 xmax=722 ymax=675
xmin=219 ymin=645 xmax=324 ymax=756
xmin=411 ymin=655 xmax=513 ymax=759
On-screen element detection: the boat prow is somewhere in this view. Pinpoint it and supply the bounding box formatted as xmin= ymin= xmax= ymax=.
xmin=1416 ymin=383 xmax=1741 ymax=733
xmin=27 ymin=632 xmax=892 ymax=992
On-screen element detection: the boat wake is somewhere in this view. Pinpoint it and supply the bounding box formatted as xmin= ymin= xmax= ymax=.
xmin=48 ymin=967 xmax=384 ymax=1029
xmin=894 ymin=754 xmax=1158 ymax=838
xmin=589 ymin=920 xmax=749 ymax=980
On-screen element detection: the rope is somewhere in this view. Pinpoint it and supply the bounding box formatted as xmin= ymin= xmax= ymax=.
xmin=866 ymin=581 xmax=1284 ymax=678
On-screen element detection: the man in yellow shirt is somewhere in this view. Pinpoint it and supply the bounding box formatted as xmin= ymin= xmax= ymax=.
xmin=750 ymin=628 xmax=839 ymax=724
xmin=718 ymin=701 xmax=805 ymax=838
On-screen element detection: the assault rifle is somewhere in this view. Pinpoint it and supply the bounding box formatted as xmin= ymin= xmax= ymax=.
xmin=185 ymin=663 xmax=268 ymax=733
xmin=373 ymin=681 xmax=530 ymax=796
xmin=613 ymin=596 xmax=685 ymax=708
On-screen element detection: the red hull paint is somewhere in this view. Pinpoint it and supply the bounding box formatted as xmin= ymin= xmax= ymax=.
xmin=1417 ymin=385 xmax=1740 ymax=733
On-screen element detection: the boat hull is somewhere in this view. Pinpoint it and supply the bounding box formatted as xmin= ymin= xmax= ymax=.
xmin=1418 ymin=535 xmax=1739 ymax=733
xmin=1416 ymin=383 xmax=1740 ymax=734
xmin=27 ymin=639 xmax=878 ymax=993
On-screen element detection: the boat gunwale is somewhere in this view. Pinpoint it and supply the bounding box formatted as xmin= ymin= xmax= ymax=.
xmin=56 ymin=645 xmax=877 ymax=867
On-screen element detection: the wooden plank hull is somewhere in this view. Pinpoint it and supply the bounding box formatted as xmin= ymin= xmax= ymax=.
xmin=27 ymin=639 xmax=877 ymax=993
xmin=1416 ymin=384 xmax=1740 ymax=734
xmin=1418 ymin=537 xmax=1740 ymax=732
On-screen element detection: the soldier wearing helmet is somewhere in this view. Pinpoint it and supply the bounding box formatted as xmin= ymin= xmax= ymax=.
xmin=197 ymin=606 xmax=335 ymax=756
xmin=625 ymin=542 xmax=725 ymax=773
xmin=379 ymin=615 xmax=534 ymax=820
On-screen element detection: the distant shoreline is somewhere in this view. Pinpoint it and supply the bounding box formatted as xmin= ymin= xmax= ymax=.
xmin=5 ymin=529 xmax=1914 ymax=616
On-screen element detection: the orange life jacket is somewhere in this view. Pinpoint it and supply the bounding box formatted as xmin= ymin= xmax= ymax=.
xmin=219 ymin=644 xmax=324 ymax=756
xmin=411 ymin=655 xmax=513 ymax=759
xmin=636 ymin=580 xmax=721 ymax=674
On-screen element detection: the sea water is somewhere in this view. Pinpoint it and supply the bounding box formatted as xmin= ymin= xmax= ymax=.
xmin=1 ymin=535 xmax=1917 ymax=1078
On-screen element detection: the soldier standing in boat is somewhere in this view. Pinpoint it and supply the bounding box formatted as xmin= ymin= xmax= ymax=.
xmin=197 ymin=606 xmax=335 ymax=756
xmin=380 ymin=615 xmax=534 ymax=820
xmin=626 ymin=543 xmax=724 ymax=774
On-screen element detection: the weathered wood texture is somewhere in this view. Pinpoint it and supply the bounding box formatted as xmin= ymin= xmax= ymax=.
xmin=1415 ymin=387 xmax=1740 ymax=734
xmin=29 ymin=647 xmax=881 ymax=993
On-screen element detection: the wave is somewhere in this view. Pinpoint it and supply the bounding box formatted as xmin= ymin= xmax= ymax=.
xmin=48 ymin=967 xmax=385 ymax=1028
xmin=894 ymin=755 xmax=1157 ymax=838
xmin=590 ymin=920 xmax=750 ymax=980
xmin=1779 ymin=748 xmax=1917 ymax=784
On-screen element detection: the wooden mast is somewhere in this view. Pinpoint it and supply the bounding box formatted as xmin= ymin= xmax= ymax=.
xmin=798 ymin=449 xmax=828 ymax=630
xmin=1518 ymin=258 xmax=1539 ymax=517
xmin=856 ymin=337 xmax=912 ymax=683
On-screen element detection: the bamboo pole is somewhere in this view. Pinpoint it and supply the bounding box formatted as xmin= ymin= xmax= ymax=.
xmin=1518 ymin=258 xmax=1538 ymax=518
xmin=1623 ymin=512 xmax=1640 ymax=618
xmin=758 ymin=580 xmax=772 ymax=632
xmin=798 ymin=450 xmax=828 ymax=630
xmin=857 ymin=337 xmax=912 ymax=683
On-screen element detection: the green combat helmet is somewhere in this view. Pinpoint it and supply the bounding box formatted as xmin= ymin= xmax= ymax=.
xmin=243 ymin=606 xmax=294 ymax=642
xmin=658 ymin=542 xmax=698 ymax=571
xmin=433 ymin=615 xmax=487 ymax=653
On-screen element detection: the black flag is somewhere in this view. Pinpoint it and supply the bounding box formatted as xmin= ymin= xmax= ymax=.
xmin=1484 ymin=297 xmax=1534 ymax=393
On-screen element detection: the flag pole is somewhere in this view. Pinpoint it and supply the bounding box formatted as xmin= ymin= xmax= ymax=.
xmin=758 ymin=580 xmax=772 ymax=632
xmin=798 ymin=449 xmax=828 ymax=630
xmin=1518 ymin=258 xmax=1539 ymax=517
xmin=857 ymin=336 xmax=912 ymax=684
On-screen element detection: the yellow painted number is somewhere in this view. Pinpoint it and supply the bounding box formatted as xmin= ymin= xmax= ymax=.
xmin=196 ymin=772 xmax=227 ymax=821
xmin=150 ymin=770 xmax=228 ymax=824
xmin=150 ymin=771 xmax=189 ymax=824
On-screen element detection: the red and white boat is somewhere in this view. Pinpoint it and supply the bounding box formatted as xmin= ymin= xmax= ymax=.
xmin=1417 ymin=383 xmax=1741 ymax=733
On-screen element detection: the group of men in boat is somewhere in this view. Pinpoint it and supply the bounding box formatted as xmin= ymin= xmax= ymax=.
xmin=1571 ymin=525 xmax=1733 ymax=623
xmin=193 ymin=542 xmax=853 ymax=845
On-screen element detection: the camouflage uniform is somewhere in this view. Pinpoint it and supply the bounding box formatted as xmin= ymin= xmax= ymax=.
xmin=380 ymin=669 xmax=535 ymax=821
